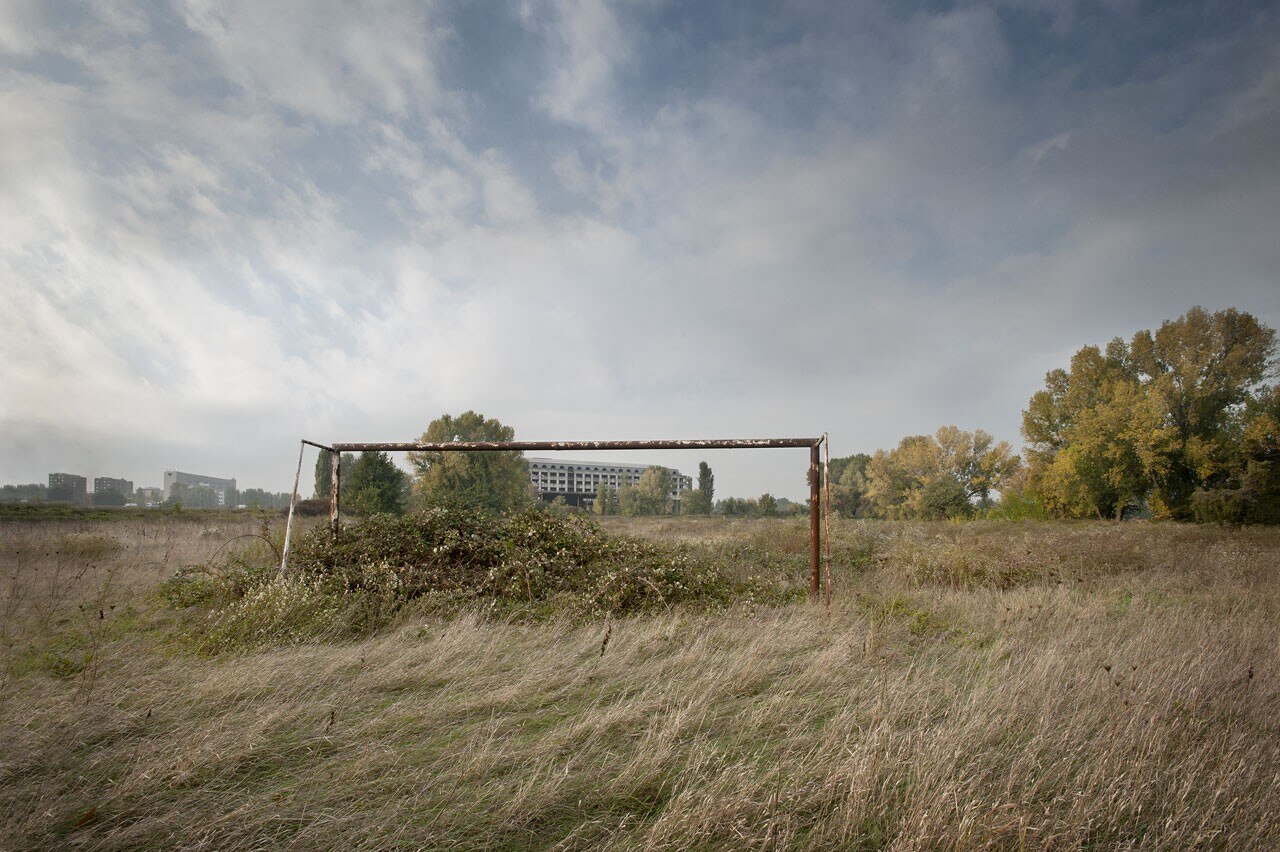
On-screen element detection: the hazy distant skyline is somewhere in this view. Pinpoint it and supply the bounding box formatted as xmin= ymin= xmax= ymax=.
xmin=2 ymin=1 xmax=1278 ymax=500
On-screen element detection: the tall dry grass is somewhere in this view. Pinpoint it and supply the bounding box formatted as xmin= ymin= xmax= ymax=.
xmin=0 ymin=516 xmax=1277 ymax=849
xmin=0 ymin=514 xmax=297 ymax=685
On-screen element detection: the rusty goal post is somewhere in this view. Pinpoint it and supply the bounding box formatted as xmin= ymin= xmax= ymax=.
xmin=282 ymin=436 xmax=833 ymax=600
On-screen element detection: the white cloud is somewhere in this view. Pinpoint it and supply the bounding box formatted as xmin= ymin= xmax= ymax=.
xmin=0 ymin=0 xmax=41 ymax=55
xmin=534 ymin=0 xmax=629 ymax=132
xmin=178 ymin=0 xmax=446 ymax=123
xmin=1019 ymin=130 xmax=1074 ymax=166
xmin=2 ymin=1 xmax=1279 ymax=498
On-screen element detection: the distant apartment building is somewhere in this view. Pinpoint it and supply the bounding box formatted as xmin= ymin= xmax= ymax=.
xmin=526 ymin=458 xmax=692 ymax=510
xmin=163 ymin=470 xmax=237 ymax=506
xmin=90 ymin=476 xmax=133 ymax=506
xmin=48 ymin=472 xmax=87 ymax=505
xmin=93 ymin=477 xmax=133 ymax=498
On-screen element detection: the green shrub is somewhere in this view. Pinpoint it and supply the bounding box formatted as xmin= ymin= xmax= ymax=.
xmin=1192 ymin=461 xmax=1280 ymax=525
xmin=181 ymin=505 xmax=802 ymax=650
xmin=1192 ymin=488 xmax=1249 ymax=525
xmin=982 ymin=493 xmax=1050 ymax=521
xmin=158 ymin=561 xmax=273 ymax=610
xmin=294 ymin=498 xmax=330 ymax=516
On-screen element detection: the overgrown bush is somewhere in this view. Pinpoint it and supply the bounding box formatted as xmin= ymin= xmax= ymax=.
xmin=982 ymin=492 xmax=1050 ymax=521
xmin=1192 ymin=461 xmax=1280 ymax=525
xmin=294 ymin=498 xmax=330 ymax=517
xmin=178 ymin=505 xmax=802 ymax=651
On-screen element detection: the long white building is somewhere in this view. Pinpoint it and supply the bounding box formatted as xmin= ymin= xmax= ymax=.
xmin=526 ymin=457 xmax=692 ymax=509
xmin=163 ymin=469 xmax=237 ymax=505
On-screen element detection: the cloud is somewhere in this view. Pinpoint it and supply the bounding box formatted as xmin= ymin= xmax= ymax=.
xmin=2 ymin=0 xmax=1279 ymax=499
xmin=177 ymin=0 xmax=446 ymax=122
xmin=531 ymin=0 xmax=629 ymax=133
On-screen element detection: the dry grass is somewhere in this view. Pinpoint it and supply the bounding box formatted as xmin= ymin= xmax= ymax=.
xmin=1 ymin=516 xmax=1277 ymax=850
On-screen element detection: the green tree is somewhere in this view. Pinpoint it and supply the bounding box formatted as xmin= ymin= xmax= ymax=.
xmin=314 ymin=451 xmax=331 ymax=499
xmin=757 ymin=493 xmax=778 ymax=517
xmin=1130 ymin=307 xmax=1275 ymax=516
xmin=863 ymin=428 xmax=1019 ymax=519
xmin=617 ymin=484 xmax=641 ymax=516
xmin=630 ymin=466 xmax=671 ymax=515
xmin=681 ymin=488 xmax=712 ymax=515
xmin=934 ymin=426 xmax=1020 ymax=509
xmin=827 ymin=453 xmax=870 ymax=517
xmin=775 ymin=497 xmax=808 ymax=517
xmin=716 ymin=496 xmax=757 ymax=517
xmin=92 ymin=490 xmax=126 ymax=507
xmin=167 ymin=483 xmax=219 ymax=509
xmin=0 ymin=483 xmax=48 ymax=502
xmin=1036 ymin=381 xmax=1172 ymax=519
xmin=408 ymin=412 xmax=530 ymax=511
xmin=1192 ymin=384 xmax=1280 ymax=523
xmin=314 ymin=451 xmax=357 ymax=500
xmin=917 ymin=475 xmax=969 ymax=520
xmin=697 ymin=461 xmax=714 ymax=505
xmin=1024 ymin=308 xmax=1275 ymax=519
xmin=240 ymin=488 xmax=292 ymax=509
xmin=863 ymin=436 xmax=938 ymax=519
xmin=593 ymin=482 xmax=618 ymax=515
xmin=345 ymin=451 xmax=408 ymax=515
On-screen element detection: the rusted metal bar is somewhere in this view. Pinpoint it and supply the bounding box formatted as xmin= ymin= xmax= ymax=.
xmin=329 ymin=448 xmax=340 ymax=537
xmin=809 ymin=444 xmax=821 ymax=599
xmin=280 ymin=440 xmax=306 ymax=577
xmin=329 ymin=438 xmax=822 ymax=452
xmin=302 ymin=439 xmax=334 ymax=452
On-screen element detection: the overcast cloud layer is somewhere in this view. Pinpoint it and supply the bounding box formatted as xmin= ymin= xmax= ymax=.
xmin=2 ymin=0 xmax=1278 ymax=499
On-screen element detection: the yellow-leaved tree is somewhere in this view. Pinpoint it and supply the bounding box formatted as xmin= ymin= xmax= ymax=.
xmin=862 ymin=427 xmax=1020 ymax=520
xmin=1023 ymin=307 xmax=1275 ymax=519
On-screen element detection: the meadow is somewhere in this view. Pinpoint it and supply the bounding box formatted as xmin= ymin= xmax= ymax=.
xmin=1 ymin=513 xmax=1277 ymax=850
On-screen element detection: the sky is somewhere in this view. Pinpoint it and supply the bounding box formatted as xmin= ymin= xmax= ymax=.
xmin=2 ymin=0 xmax=1278 ymax=501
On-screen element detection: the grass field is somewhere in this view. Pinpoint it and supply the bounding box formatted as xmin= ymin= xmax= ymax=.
xmin=1 ymin=515 xmax=1277 ymax=850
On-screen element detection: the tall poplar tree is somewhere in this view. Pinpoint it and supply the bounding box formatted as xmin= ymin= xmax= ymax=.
xmin=697 ymin=461 xmax=714 ymax=504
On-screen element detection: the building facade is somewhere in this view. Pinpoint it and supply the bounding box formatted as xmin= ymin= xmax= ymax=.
xmin=163 ymin=470 xmax=237 ymax=506
xmin=526 ymin=457 xmax=692 ymax=510
xmin=93 ymin=477 xmax=134 ymax=498
xmin=48 ymin=472 xmax=88 ymax=505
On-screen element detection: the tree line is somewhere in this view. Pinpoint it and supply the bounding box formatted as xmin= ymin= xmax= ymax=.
xmin=301 ymin=306 xmax=1278 ymax=524
xmin=1022 ymin=307 xmax=1277 ymax=522
xmin=166 ymin=484 xmax=296 ymax=510
xmin=307 ymin=414 xmax=730 ymax=519
xmin=824 ymin=425 xmax=1022 ymax=521
xmin=826 ymin=307 xmax=1278 ymax=523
